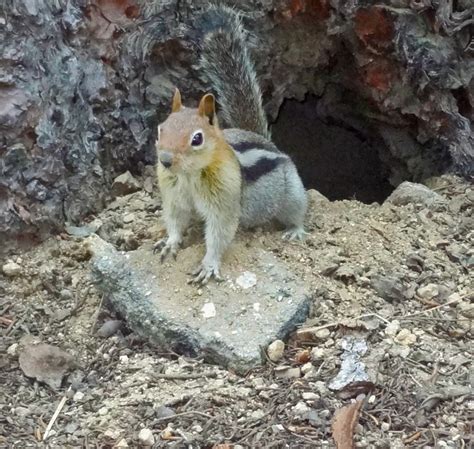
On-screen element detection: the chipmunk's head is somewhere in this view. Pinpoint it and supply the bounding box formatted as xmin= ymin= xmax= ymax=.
xmin=156 ymin=89 xmax=222 ymax=173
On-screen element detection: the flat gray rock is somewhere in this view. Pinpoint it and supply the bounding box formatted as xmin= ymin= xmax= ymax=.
xmin=385 ymin=181 xmax=445 ymax=209
xmin=88 ymin=235 xmax=310 ymax=372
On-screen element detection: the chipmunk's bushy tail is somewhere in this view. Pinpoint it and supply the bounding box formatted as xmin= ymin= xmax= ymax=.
xmin=198 ymin=5 xmax=270 ymax=138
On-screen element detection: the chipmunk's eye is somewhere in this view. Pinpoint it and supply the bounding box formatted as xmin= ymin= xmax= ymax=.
xmin=191 ymin=131 xmax=203 ymax=147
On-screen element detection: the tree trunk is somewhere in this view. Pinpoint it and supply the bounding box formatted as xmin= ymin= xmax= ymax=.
xmin=1 ymin=0 xmax=473 ymax=253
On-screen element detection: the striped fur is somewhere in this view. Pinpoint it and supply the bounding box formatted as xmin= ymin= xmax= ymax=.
xmin=199 ymin=5 xmax=270 ymax=139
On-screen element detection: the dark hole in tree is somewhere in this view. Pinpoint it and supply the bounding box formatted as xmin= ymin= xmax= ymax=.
xmin=271 ymin=94 xmax=395 ymax=204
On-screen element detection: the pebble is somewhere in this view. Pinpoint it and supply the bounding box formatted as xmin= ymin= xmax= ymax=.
xmin=123 ymin=213 xmax=135 ymax=224
xmin=274 ymin=366 xmax=301 ymax=379
xmin=98 ymin=406 xmax=109 ymax=416
xmin=2 ymin=262 xmax=21 ymax=277
xmin=381 ymin=422 xmax=390 ymax=431
xmin=201 ymin=302 xmax=216 ymax=318
xmin=395 ymin=329 xmax=417 ymax=346
xmin=250 ymin=409 xmax=265 ymax=420
xmin=236 ymin=271 xmax=257 ymax=289
xmin=155 ymin=405 xmax=176 ymax=419
xmin=60 ymin=289 xmax=74 ymax=301
xmin=301 ymin=362 xmax=314 ymax=375
xmin=417 ymin=283 xmax=439 ymax=300
xmin=267 ymin=339 xmax=285 ymax=362
xmin=112 ymin=171 xmax=141 ymax=196
xmin=291 ymin=401 xmax=310 ymax=417
xmin=385 ymin=320 xmax=400 ymax=337
xmin=385 ymin=181 xmax=444 ymax=208
xmin=116 ymin=439 xmax=129 ymax=448
xmin=311 ymin=347 xmax=325 ymax=361
xmin=73 ymin=391 xmax=85 ymax=401
xmin=302 ymin=392 xmax=319 ymax=401
xmin=251 ymin=377 xmax=265 ymax=390
xmin=138 ymin=428 xmax=155 ymax=446
xmin=7 ymin=343 xmax=18 ymax=356
xmin=314 ymin=328 xmax=331 ymax=340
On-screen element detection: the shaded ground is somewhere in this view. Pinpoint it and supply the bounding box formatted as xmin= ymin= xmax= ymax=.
xmin=1 ymin=171 xmax=472 ymax=448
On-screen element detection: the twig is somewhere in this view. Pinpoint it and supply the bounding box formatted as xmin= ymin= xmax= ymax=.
xmin=152 ymin=372 xmax=218 ymax=381
xmin=398 ymin=294 xmax=468 ymax=319
xmin=43 ymin=386 xmax=71 ymax=441
xmin=153 ymin=410 xmax=213 ymax=424
xmin=0 ymin=316 xmax=13 ymax=326
xmin=90 ymin=294 xmax=104 ymax=335
xmin=297 ymin=312 xmax=391 ymax=334
xmin=404 ymin=431 xmax=422 ymax=444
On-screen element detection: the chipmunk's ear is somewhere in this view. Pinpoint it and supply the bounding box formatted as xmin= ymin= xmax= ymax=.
xmin=171 ymin=88 xmax=182 ymax=113
xmin=198 ymin=93 xmax=216 ymax=125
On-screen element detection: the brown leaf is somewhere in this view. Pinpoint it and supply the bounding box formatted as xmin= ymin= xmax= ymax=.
xmin=19 ymin=343 xmax=75 ymax=390
xmin=295 ymin=349 xmax=311 ymax=364
xmin=212 ymin=445 xmax=232 ymax=449
xmin=332 ymin=400 xmax=363 ymax=449
xmin=337 ymin=381 xmax=377 ymax=400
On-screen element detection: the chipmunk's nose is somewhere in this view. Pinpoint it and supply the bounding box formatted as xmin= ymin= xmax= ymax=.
xmin=159 ymin=151 xmax=173 ymax=169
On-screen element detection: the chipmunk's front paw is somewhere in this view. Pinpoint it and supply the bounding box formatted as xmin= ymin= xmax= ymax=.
xmin=282 ymin=227 xmax=308 ymax=241
xmin=189 ymin=261 xmax=223 ymax=285
xmin=153 ymin=238 xmax=180 ymax=262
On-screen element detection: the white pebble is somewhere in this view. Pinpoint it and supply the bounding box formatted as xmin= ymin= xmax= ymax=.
xmin=267 ymin=340 xmax=285 ymax=362
xmin=138 ymin=428 xmax=155 ymax=446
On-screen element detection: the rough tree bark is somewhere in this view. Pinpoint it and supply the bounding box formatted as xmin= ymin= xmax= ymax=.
xmin=1 ymin=0 xmax=473 ymax=253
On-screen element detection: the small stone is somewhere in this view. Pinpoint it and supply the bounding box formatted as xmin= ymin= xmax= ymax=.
xmin=251 ymin=377 xmax=265 ymax=390
xmin=307 ymin=189 xmax=330 ymax=205
xmin=60 ymin=289 xmax=74 ymax=301
xmin=385 ymin=320 xmax=400 ymax=337
xmin=458 ymin=300 xmax=474 ymax=319
xmin=96 ymin=320 xmax=122 ymax=338
xmin=15 ymin=406 xmax=30 ymax=417
xmin=267 ymin=340 xmax=285 ymax=362
xmin=98 ymin=407 xmax=108 ymax=416
xmin=2 ymin=262 xmax=21 ymax=277
xmin=119 ymin=355 xmax=129 ymax=364
xmin=272 ymin=424 xmax=285 ymax=432
xmin=138 ymin=428 xmax=155 ymax=446
xmin=302 ymin=392 xmax=319 ymax=401
xmin=311 ymin=347 xmax=325 ymax=361
xmin=116 ymin=439 xmax=129 ymax=448
xmin=385 ymin=181 xmax=444 ymax=208
xmin=301 ymin=362 xmax=314 ymax=375
xmin=201 ymin=302 xmax=216 ymax=318
xmin=395 ymin=329 xmax=417 ymax=346
xmin=123 ymin=213 xmax=135 ymax=224
xmin=381 ymin=422 xmax=390 ymax=431
xmin=291 ymin=401 xmax=310 ymax=417
xmin=314 ymin=328 xmax=330 ymax=340
xmin=112 ymin=171 xmax=141 ymax=196
xmin=274 ymin=366 xmax=301 ymax=379
xmin=236 ymin=271 xmax=257 ymax=289
xmin=155 ymin=405 xmax=176 ymax=419
xmin=73 ymin=391 xmax=85 ymax=401
xmin=7 ymin=343 xmax=18 ymax=356
xmin=250 ymin=409 xmax=265 ymax=420
xmin=417 ymin=284 xmax=439 ymax=300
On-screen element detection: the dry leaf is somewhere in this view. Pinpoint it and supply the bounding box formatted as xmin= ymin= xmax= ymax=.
xmin=19 ymin=343 xmax=75 ymax=390
xmin=295 ymin=349 xmax=311 ymax=364
xmin=337 ymin=381 xmax=377 ymax=400
xmin=332 ymin=400 xmax=363 ymax=449
xmin=212 ymin=445 xmax=232 ymax=449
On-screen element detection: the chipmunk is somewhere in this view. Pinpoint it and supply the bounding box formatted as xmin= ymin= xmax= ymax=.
xmin=154 ymin=6 xmax=307 ymax=285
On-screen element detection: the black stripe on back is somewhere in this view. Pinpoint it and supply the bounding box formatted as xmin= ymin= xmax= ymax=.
xmin=241 ymin=157 xmax=286 ymax=183
xmin=232 ymin=140 xmax=278 ymax=153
